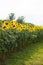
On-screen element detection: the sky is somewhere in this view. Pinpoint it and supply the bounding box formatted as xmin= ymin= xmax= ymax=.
xmin=0 ymin=0 xmax=43 ymax=25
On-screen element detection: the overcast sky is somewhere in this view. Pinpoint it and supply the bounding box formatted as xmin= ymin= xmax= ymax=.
xmin=0 ymin=0 xmax=43 ymax=25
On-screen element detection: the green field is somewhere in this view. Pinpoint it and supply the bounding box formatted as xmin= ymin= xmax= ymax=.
xmin=4 ymin=41 xmax=43 ymax=65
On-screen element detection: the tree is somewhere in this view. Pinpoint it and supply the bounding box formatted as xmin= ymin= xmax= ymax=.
xmin=8 ymin=13 xmax=15 ymax=20
xmin=16 ymin=16 xmax=25 ymax=23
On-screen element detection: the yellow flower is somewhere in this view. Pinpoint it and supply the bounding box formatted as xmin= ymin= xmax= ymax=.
xmin=2 ymin=21 xmax=10 ymax=30
xmin=33 ymin=26 xmax=36 ymax=31
xmin=17 ymin=24 xmax=23 ymax=32
xmin=2 ymin=25 xmax=7 ymax=31
xmin=3 ymin=21 xmax=9 ymax=25
xmin=17 ymin=27 xmax=22 ymax=32
xmin=26 ymin=24 xmax=30 ymax=30
xmin=29 ymin=27 xmax=34 ymax=32
xmin=10 ymin=20 xmax=14 ymax=24
xmin=11 ymin=24 xmax=17 ymax=29
xmin=10 ymin=20 xmax=18 ymax=29
xmin=10 ymin=20 xmax=17 ymax=24
xmin=33 ymin=26 xmax=43 ymax=30
xmin=22 ymin=24 xmax=27 ymax=30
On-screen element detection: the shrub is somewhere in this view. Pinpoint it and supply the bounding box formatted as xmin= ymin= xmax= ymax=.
xmin=0 ymin=20 xmax=43 ymax=62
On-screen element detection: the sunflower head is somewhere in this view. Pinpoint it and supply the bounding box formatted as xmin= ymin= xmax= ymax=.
xmin=22 ymin=24 xmax=27 ymax=30
xmin=3 ymin=21 xmax=9 ymax=25
xmin=11 ymin=24 xmax=17 ymax=29
xmin=29 ymin=26 xmax=33 ymax=32
xmin=2 ymin=25 xmax=7 ymax=31
xmin=17 ymin=24 xmax=23 ymax=32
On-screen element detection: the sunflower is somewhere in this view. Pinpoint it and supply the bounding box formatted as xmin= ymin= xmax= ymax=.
xmin=17 ymin=27 xmax=23 ymax=32
xmin=5 ymin=22 xmax=9 ymax=25
xmin=10 ymin=20 xmax=18 ymax=29
xmin=11 ymin=23 xmax=17 ymax=29
xmin=2 ymin=22 xmax=10 ymax=30
xmin=17 ymin=24 xmax=23 ymax=32
xmin=1 ymin=20 xmax=10 ymax=30
xmin=2 ymin=25 xmax=7 ymax=31
xmin=10 ymin=20 xmax=14 ymax=24
xmin=10 ymin=20 xmax=17 ymax=25
xmin=32 ymin=26 xmax=36 ymax=31
xmin=26 ymin=24 xmax=30 ymax=30
xmin=29 ymin=27 xmax=34 ymax=32
xmin=22 ymin=24 xmax=27 ymax=30
xmin=3 ymin=21 xmax=9 ymax=25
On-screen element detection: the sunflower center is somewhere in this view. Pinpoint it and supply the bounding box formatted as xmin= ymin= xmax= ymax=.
xmin=13 ymin=25 xmax=15 ymax=27
xmin=5 ymin=23 xmax=8 ymax=25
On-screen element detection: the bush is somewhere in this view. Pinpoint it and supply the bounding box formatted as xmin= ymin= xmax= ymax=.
xmin=0 ymin=20 xmax=43 ymax=62
xmin=0 ymin=29 xmax=40 ymax=55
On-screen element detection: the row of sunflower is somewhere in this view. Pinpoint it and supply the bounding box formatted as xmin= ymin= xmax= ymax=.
xmin=0 ymin=20 xmax=43 ymax=62
xmin=1 ymin=20 xmax=43 ymax=32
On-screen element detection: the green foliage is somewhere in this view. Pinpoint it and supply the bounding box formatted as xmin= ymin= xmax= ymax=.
xmin=8 ymin=13 xmax=15 ymax=20
xmin=0 ymin=29 xmax=43 ymax=52
xmin=16 ymin=16 xmax=25 ymax=23
xmin=4 ymin=41 xmax=43 ymax=65
xmin=0 ymin=24 xmax=43 ymax=63
xmin=0 ymin=29 xmax=43 ymax=55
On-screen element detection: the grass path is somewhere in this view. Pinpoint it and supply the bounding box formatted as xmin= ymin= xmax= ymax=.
xmin=4 ymin=41 xmax=43 ymax=65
